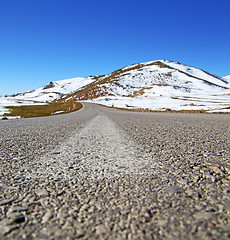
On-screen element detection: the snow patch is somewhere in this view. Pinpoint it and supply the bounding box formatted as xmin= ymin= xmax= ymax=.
xmin=51 ymin=110 xmax=65 ymax=115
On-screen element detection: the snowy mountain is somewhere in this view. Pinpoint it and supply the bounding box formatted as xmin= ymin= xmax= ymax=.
xmin=66 ymin=60 xmax=230 ymax=112
xmin=0 ymin=76 xmax=95 ymax=118
xmin=10 ymin=76 xmax=95 ymax=102
xmin=1 ymin=60 xmax=230 ymax=116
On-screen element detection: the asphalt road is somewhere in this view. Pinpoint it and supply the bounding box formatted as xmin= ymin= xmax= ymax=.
xmin=0 ymin=103 xmax=229 ymax=239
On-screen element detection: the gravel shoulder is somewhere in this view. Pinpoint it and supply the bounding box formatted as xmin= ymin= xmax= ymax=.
xmin=0 ymin=103 xmax=229 ymax=239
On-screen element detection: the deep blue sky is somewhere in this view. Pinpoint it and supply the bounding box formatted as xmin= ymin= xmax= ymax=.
xmin=0 ymin=0 xmax=229 ymax=95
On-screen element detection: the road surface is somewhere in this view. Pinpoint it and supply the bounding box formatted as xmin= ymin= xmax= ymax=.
xmin=0 ymin=103 xmax=229 ymax=239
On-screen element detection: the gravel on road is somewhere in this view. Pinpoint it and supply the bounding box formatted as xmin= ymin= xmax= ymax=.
xmin=0 ymin=103 xmax=229 ymax=239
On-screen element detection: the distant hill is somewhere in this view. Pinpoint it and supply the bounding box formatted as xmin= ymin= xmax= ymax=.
xmin=10 ymin=77 xmax=95 ymax=102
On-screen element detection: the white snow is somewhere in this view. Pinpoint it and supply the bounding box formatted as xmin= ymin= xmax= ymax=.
xmin=162 ymin=60 xmax=229 ymax=88
xmin=223 ymin=75 xmax=230 ymax=83
xmin=51 ymin=110 xmax=65 ymax=115
xmin=85 ymin=92 xmax=230 ymax=112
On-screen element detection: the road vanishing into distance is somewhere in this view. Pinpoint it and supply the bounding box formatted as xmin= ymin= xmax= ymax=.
xmin=0 ymin=103 xmax=229 ymax=239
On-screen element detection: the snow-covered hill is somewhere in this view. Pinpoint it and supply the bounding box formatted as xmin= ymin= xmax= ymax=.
xmin=0 ymin=77 xmax=95 ymax=118
xmin=1 ymin=60 xmax=230 ymax=117
xmin=70 ymin=60 xmax=230 ymax=112
xmin=10 ymin=76 xmax=95 ymax=102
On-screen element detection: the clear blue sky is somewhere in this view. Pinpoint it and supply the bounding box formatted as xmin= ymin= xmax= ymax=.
xmin=0 ymin=0 xmax=229 ymax=95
